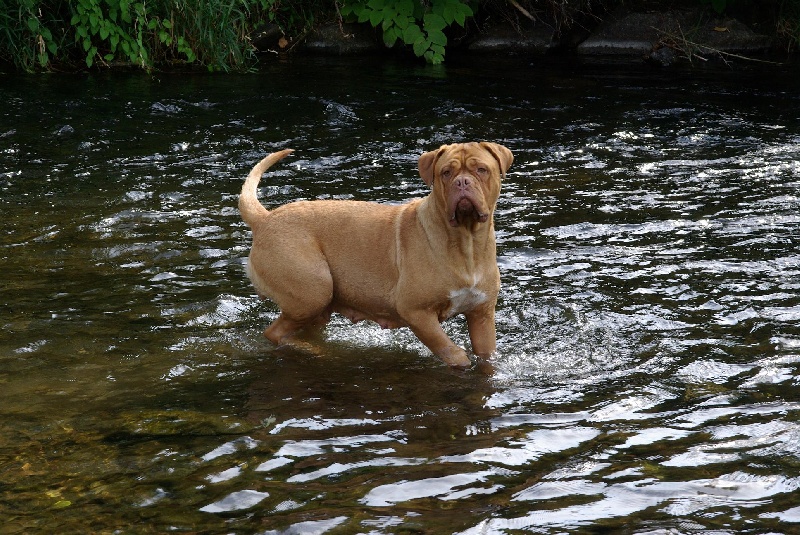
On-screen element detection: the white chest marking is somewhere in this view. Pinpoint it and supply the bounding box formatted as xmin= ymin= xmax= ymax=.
xmin=447 ymin=286 xmax=488 ymax=317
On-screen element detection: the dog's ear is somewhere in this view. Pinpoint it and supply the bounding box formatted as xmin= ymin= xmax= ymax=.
xmin=418 ymin=146 xmax=445 ymax=187
xmin=480 ymin=142 xmax=514 ymax=179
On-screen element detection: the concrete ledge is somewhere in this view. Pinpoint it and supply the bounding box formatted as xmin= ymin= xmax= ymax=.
xmin=577 ymin=10 xmax=698 ymax=56
xmin=468 ymin=21 xmax=556 ymax=54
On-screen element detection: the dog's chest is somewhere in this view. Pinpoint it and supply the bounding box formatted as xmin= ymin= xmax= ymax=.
xmin=445 ymin=285 xmax=488 ymax=318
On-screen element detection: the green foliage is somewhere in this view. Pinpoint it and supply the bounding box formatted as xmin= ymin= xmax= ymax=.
xmin=68 ymin=0 xmax=262 ymax=70
xmin=70 ymin=0 xmax=149 ymax=68
xmin=0 ymin=0 xmax=303 ymax=71
xmin=1 ymin=0 xmax=61 ymax=71
xmin=339 ymin=0 xmax=474 ymax=64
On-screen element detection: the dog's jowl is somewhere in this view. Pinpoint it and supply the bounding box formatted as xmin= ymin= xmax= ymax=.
xmin=239 ymin=142 xmax=513 ymax=368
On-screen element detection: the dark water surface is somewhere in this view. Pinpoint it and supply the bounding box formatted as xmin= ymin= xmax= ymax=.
xmin=2 ymin=57 xmax=800 ymax=533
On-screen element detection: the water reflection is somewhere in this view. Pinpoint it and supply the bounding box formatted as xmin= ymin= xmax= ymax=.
xmin=1 ymin=59 xmax=800 ymax=532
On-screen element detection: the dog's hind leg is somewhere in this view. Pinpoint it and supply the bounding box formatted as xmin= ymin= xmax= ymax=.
xmin=264 ymin=314 xmax=306 ymax=345
xmin=262 ymin=265 xmax=334 ymax=347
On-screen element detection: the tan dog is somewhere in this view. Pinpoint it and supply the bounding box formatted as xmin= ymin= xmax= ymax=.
xmin=239 ymin=142 xmax=513 ymax=367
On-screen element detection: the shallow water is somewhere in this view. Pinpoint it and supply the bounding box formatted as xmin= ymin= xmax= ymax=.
xmin=2 ymin=57 xmax=800 ymax=533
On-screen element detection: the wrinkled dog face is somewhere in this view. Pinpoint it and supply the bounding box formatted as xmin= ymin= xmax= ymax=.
xmin=419 ymin=142 xmax=513 ymax=228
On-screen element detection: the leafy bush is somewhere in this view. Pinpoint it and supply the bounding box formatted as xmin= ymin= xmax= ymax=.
xmin=1 ymin=0 xmax=306 ymax=71
xmin=69 ymin=0 xmax=267 ymax=70
xmin=339 ymin=0 xmax=475 ymax=64
xmin=1 ymin=0 xmax=61 ymax=71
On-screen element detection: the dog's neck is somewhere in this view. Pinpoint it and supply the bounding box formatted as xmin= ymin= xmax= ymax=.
xmin=417 ymin=196 xmax=496 ymax=260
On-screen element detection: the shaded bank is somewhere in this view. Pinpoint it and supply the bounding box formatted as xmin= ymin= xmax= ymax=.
xmin=2 ymin=0 xmax=798 ymax=73
xmin=301 ymin=8 xmax=779 ymax=68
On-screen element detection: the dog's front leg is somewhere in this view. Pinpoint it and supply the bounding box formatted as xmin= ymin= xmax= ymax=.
xmin=465 ymin=307 xmax=497 ymax=374
xmin=465 ymin=306 xmax=497 ymax=358
xmin=404 ymin=312 xmax=471 ymax=368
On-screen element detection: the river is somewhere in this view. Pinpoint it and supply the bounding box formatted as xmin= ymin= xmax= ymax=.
xmin=2 ymin=57 xmax=800 ymax=533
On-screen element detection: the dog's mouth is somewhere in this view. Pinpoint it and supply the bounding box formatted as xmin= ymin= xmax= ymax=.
xmin=449 ymin=196 xmax=489 ymax=227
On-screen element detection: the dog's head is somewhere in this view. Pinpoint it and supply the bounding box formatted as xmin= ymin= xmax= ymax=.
xmin=418 ymin=142 xmax=513 ymax=228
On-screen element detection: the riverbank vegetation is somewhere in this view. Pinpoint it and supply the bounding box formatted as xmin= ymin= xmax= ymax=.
xmin=2 ymin=0 xmax=799 ymax=71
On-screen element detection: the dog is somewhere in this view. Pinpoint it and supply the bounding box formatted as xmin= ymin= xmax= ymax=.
xmin=239 ymin=142 xmax=513 ymax=367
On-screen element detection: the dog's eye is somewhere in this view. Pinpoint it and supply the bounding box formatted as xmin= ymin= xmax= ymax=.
xmin=476 ymin=167 xmax=488 ymax=175
xmin=441 ymin=169 xmax=452 ymax=179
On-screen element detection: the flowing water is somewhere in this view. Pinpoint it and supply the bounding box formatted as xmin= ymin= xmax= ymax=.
xmin=2 ymin=57 xmax=800 ymax=533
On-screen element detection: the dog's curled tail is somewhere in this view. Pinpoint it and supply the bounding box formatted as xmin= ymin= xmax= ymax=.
xmin=239 ymin=149 xmax=294 ymax=228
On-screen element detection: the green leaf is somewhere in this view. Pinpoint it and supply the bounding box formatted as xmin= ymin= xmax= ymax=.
xmin=162 ymin=19 xmax=172 ymax=29
xmin=369 ymin=9 xmax=383 ymax=27
xmin=27 ymin=17 xmax=39 ymax=32
xmin=427 ymin=28 xmax=447 ymax=47
xmin=339 ymin=4 xmax=354 ymax=17
xmin=397 ymin=0 xmax=414 ymax=18
xmin=423 ymin=13 xmax=446 ymax=32
xmin=394 ymin=14 xmax=410 ymax=30
xmin=442 ymin=4 xmax=455 ymax=25
xmin=381 ymin=10 xmax=394 ymax=31
xmin=402 ymin=24 xmax=423 ymax=45
xmin=425 ymin=49 xmax=444 ymax=64
xmin=383 ymin=26 xmax=398 ymax=47
xmin=100 ymin=26 xmax=109 ymax=40
xmin=412 ymin=36 xmax=428 ymax=57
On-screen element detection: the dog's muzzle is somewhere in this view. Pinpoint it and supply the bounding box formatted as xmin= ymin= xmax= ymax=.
xmin=447 ymin=174 xmax=488 ymax=226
